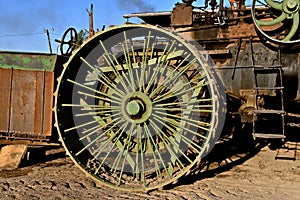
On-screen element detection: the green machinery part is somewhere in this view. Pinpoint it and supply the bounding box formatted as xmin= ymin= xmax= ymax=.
xmin=252 ymin=0 xmax=300 ymax=44
xmin=54 ymin=24 xmax=226 ymax=191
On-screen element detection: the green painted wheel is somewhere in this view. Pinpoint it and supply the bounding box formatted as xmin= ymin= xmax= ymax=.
xmin=54 ymin=24 xmax=226 ymax=191
xmin=252 ymin=0 xmax=300 ymax=44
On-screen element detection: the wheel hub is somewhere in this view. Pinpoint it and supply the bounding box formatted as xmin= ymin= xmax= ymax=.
xmin=126 ymin=100 xmax=143 ymax=116
xmin=122 ymin=92 xmax=152 ymax=124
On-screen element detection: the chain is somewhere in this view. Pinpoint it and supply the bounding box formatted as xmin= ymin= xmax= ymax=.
xmin=287 ymin=123 xmax=300 ymax=128
xmin=287 ymin=113 xmax=300 ymax=118
xmin=286 ymin=113 xmax=300 ymax=128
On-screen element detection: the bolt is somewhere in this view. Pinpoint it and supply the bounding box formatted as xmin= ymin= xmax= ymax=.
xmin=286 ymin=0 xmax=298 ymax=11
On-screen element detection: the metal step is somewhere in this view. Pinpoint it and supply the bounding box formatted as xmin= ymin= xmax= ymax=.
xmin=254 ymin=68 xmax=281 ymax=74
xmin=254 ymin=87 xmax=284 ymax=90
xmin=253 ymin=109 xmax=286 ymax=114
xmin=254 ymin=65 xmax=282 ymax=69
xmin=275 ymin=143 xmax=298 ymax=161
xmin=253 ymin=133 xmax=286 ymax=139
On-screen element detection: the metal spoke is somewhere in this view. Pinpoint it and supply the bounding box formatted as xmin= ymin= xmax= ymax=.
xmin=122 ymin=31 xmax=136 ymax=91
xmin=136 ymin=124 xmax=146 ymax=187
xmin=141 ymin=123 xmax=162 ymax=179
xmin=154 ymin=118 xmax=202 ymax=159
xmin=99 ymin=40 xmax=133 ymax=93
xmin=144 ymin=40 xmax=177 ymax=94
xmin=148 ymin=119 xmax=187 ymax=167
xmin=256 ymin=12 xmax=286 ymax=26
xmin=152 ymin=75 xmax=205 ymax=103
xmin=138 ymin=32 xmax=152 ymax=92
xmin=153 ymin=106 xmax=213 ymax=113
xmin=153 ymin=111 xmax=210 ymax=133
xmin=111 ymin=123 xmax=135 ymax=174
xmin=75 ymin=108 xmax=121 ymax=117
xmin=152 ymin=80 xmax=207 ymax=104
xmin=81 ymin=106 xmax=120 ymax=111
xmin=80 ymin=57 xmax=126 ymax=97
xmin=67 ymin=79 xmax=122 ymax=104
xmin=153 ymin=99 xmax=212 ymax=108
xmin=62 ymin=103 xmax=118 ymax=109
xmin=149 ymin=57 xmax=195 ymax=99
xmin=82 ymin=124 xmax=102 ymax=135
xmin=283 ymin=12 xmax=299 ymax=41
xmin=92 ymin=121 xmax=128 ymax=159
xmin=156 ymin=109 xmax=210 ymax=126
xmin=75 ymin=118 xmax=126 ymax=156
xmin=64 ymin=119 xmax=98 ymax=133
xmin=151 ymin=116 xmax=203 ymax=154
xmin=77 ymin=91 xmax=121 ymax=105
xmin=79 ymin=117 xmax=123 ymax=141
xmin=93 ymin=121 xmax=130 ymax=174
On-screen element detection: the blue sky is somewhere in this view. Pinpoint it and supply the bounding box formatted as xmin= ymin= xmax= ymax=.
xmin=0 ymin=0 xmax=246 ymax=53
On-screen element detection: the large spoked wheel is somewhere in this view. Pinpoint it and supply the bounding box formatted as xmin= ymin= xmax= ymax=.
xmin=54 ymin=25 xmax=226 ymax=191
xmin=252 ymin=0 xmax=300 ymax=44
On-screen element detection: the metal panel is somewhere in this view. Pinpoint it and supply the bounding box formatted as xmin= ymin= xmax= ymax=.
xmin=34 ymin=71 xmax=44 ymax=136
xmin=0 ymin=52 xmax=59 ymax=140
xmin=8 ymin=69 xmax=54 ymax=138
xmin=42 ymin=72 xmax=54 ymax=137
xmin=171 ymin=3 xmax=193 ymax=27
xmin=0 ymin=68 xmax=12 ymax=133
xmin=10 ymin=69 xmax=37 ymax=135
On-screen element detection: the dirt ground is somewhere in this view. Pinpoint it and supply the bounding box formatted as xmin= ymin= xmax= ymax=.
xmin=0 ymin=138 xmax=299 ymax=200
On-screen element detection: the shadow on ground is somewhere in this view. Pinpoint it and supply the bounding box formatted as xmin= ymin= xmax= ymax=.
xmin=21 ymin=146 xmax=67 ymax=167
xmin=167 ymin=122 xmax=300 ymax=189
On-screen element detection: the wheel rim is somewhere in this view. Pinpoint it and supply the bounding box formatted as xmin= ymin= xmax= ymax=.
xmin=54 ymin=25 xmax=226 ymax=191
xmin=252 ymin=0 xmax=300 ymax=44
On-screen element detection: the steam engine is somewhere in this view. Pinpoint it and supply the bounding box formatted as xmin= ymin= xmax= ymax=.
xmin=0 ymin=0 xmax=299 ymax=192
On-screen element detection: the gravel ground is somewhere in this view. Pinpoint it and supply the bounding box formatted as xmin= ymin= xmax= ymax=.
xmin=0 ymin=139 xmax=299 ymax=200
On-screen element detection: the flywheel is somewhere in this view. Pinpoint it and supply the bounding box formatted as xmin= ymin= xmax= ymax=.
xmin=54 ymin=24 xmax=226 ymax=191
xmin=252 ymin=0 xmax=300 ymax=45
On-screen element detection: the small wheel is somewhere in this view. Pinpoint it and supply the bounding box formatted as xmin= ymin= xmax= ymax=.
xmin=251 ymin=0 xmax=300 ymax=44
xmin=60 ymin=27 xmax=78 ymax=56
xmin=54 ymin=25 xmax=226 ymax=191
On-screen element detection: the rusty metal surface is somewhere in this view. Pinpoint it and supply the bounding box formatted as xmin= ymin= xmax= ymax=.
xmin=0 ymin=68 xmax=12 ymax=133
xmin=217 ymin=23 xmax=257 ymax=39
xmin=0 ymin=52 xmax=59 ymax=141
xmin=171 ymin=3 xmax=193 ymax=27
xmin=3 ymin=69 xmax=54 ymax=138
xmin=9 ymin=69 xmax=37 ymax=135
xmin=43 ymin=72 xmax=54 ymax=136
xmin=123 ymin=1 xmax=300 ymax=116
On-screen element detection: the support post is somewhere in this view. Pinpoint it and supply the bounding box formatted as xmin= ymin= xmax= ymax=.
xmin=44 ymin=29 xmax=53 ymax=54
xmin=87 ymin=4 xmax=95 ymax=38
